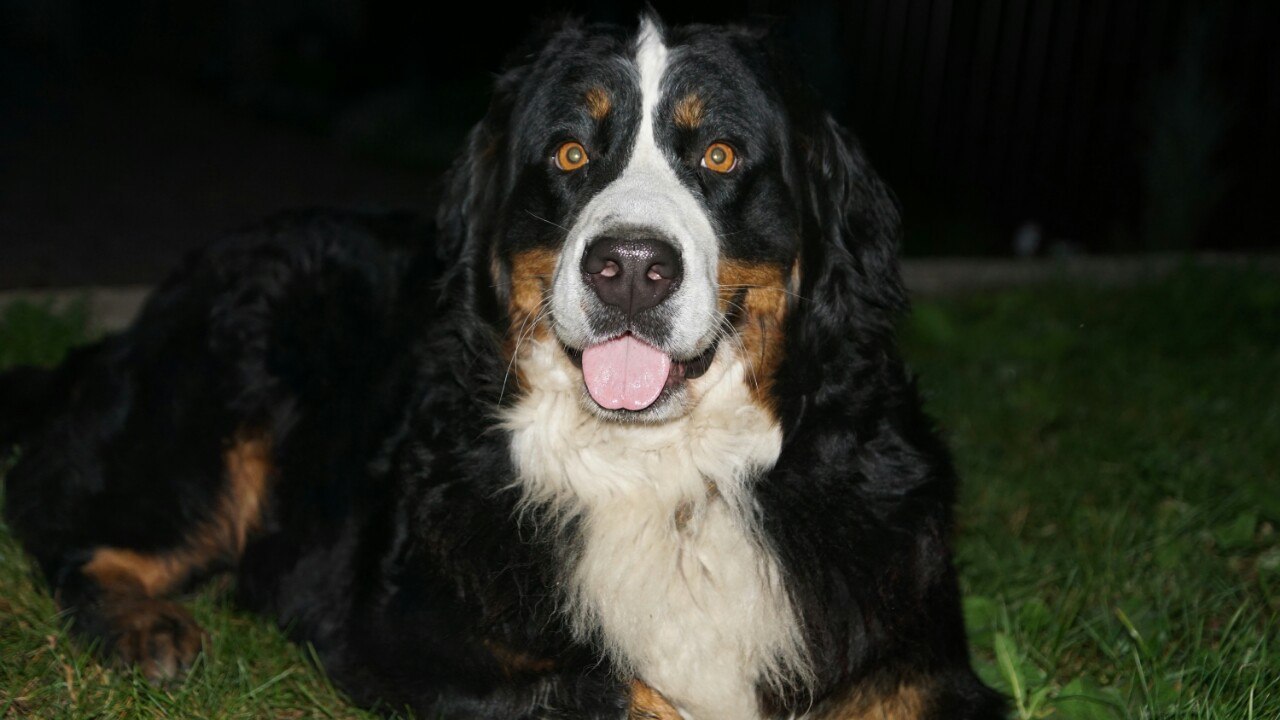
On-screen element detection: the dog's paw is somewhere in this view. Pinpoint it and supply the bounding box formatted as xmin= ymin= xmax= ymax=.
xmin=103 ymin=596 xmax=206 ymax=681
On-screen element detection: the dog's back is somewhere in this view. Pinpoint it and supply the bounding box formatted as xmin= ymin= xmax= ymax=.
xmin=0 ymin=210 xmax=434 ymax=675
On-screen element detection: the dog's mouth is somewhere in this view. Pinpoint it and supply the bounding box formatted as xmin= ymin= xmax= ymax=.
xmin=563 ymin=335 xmax=718 ymax=412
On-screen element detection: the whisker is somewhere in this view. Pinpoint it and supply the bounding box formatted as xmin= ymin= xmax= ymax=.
xmin=705 ymin=308 xmax=761 ymax=396
xmin=524 ymin=210 xmax=570 ymax=232
xmin=721 ymin=297 xmax=750 ymax=318
xmin=500 ymin=300 xmax=552 ymax=407
xmin=716 ymin=302 xmax=764 ymax=389
xmin=716 ymin=284 xmax=809 ymax=302
xmin=498 ymin=296 xmax=553 ymax=409
xmin=490 ymin=273 xmax=556 ymax=290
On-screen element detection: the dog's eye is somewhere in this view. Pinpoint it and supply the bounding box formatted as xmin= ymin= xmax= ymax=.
xmin=555 ymin=141 xmax=590 ymax=171
xmin=701 ymin=142 xmax=737 ymax=173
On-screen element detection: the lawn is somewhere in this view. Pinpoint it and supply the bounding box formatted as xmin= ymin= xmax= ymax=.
xmin=1 ymin=267 xmax=1277 ymax=719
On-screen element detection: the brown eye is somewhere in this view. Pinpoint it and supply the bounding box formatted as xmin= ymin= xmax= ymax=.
xmin=555 ymin=141 xmax=589 ymax=171
xmin=702 ymin=142 xmax=737 ymax=173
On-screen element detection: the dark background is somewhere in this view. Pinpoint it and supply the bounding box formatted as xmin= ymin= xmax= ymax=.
xmin=2 ymin=0 xmax=1276 ymax=288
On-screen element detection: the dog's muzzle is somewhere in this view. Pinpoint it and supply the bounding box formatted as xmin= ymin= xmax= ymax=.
xmin=576 ymin=235 xmax=688 ymax=411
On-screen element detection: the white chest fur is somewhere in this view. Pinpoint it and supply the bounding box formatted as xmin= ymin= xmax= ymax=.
xmin=505 ymin=340 xmax=810 ymax=719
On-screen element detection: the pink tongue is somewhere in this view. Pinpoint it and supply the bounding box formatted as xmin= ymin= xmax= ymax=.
xmin=581 ymin=335 xmax=672 ymax=411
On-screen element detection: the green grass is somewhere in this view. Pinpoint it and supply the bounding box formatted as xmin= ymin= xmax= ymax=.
xmin=1 ymin=268 xmax=1278 ymax=718
xmin=904 ymin=268 xmax=1280 ymax=719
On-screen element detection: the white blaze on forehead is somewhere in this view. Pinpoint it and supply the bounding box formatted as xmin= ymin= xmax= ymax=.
xmin=550 ymin=17 xmax=720 ymax=360
xmin=634 ymin=19 xmax=668 ymax=139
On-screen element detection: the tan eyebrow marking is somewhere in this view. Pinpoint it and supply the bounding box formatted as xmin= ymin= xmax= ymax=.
xmin=673 ymin=93 xmax=704 ymax=130
xmin=585 ymin=87 xmax=612 ymax=120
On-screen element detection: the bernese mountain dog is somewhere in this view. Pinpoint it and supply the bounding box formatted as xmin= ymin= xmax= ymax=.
xmin=0 ymin=15 xmax=1004 ymax=720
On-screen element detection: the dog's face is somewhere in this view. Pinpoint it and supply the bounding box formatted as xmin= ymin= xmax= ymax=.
xmin=443 ymin=16 xmax=904 ymax=424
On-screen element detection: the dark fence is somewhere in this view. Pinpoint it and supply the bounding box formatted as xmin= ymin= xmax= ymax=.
xmin=3 ymin=0 xmax=1276 ymax=254
xmin=811 ymin=0 xmax=1279 ymax=253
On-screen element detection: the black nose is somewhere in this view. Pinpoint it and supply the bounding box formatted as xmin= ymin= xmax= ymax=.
xmin=581 ymin=236 xmax=683 ymax=316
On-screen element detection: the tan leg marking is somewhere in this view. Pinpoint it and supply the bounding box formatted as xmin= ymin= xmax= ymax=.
xmin=78 ymin=432 xmax=272 ymax=680
xmin=629 ymin=680 xmax=683 ymax=720
xmin=483 ymin=639 xmax=556 ymax=677
xmin=82 ymin=432 xmax=272 ymax=596
xmin=819 ymin=681 xmax=929 ymax=720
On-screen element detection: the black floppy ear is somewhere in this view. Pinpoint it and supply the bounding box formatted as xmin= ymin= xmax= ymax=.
xmin=433 ymin=75 xmax=517 ymax=315
xmin=796 ymin=113 xmax=907 ymax=349
xmin=433 ymin=16 xmax=583 ymax=314
xmin=775 ymin=112 xmax=908 ymax=413
xmin=436 ymin=122 xmax=497 ymax=267
xmin=433 ymin=50 xmax=537 ymax=318
xmin=434 ymin=115 xmax=505 ymax=315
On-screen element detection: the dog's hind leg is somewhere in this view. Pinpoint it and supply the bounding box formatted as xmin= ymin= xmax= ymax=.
xmin=15 ymin=427 xmax=275 ymax=681
xmin=2 ymin=211 xmax=419 ymax=682
xmin=99 ymin=433 xmax=271 ymax=678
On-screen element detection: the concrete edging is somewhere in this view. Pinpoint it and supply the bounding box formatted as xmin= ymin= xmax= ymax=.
xmin=1 ymin=254 xmax=1275 ymax=334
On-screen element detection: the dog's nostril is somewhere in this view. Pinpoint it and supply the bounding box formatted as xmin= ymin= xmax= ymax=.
xmin=581 ymin=236 xmax=683 ymax=316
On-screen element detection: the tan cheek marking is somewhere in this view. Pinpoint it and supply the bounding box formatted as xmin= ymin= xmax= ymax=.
xmin=718 ymin=259 xmax=791 ymax=409
xmin=628 ymin=680 xmax=683 ymax=720
xmin=818 ymin=682 xmax=929 ymax=720
xmin=508 ymin=247 xmax=559 ymax=324
xmin=82 ymin=432 xmax=273 ymax=598
xmin=673 ymin=93 xmax=704 ymax=130
xmin=506 ymin=247 xmax=560 ymax=386
xmin=586 ymin=87 xmax=612 ymax=120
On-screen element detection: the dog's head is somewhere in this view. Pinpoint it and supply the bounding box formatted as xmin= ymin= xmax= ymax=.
xmin=439 ymin=15 xmax=905 ymax=424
